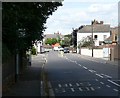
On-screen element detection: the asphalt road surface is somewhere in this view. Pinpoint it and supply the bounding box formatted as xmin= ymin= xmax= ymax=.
xmin=44 ymin=51 xmax=119 ymax=97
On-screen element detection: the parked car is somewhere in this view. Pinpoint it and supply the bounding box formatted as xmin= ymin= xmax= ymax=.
xmin=58 ymin=47 xmax=64 ymax=51
xmin=63 ymin=47 xmax=70 ymax=53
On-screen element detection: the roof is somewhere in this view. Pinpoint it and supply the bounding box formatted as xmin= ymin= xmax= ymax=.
xmin=53 ymin=43 xmax=60 ymax=47
xmin=44 ymin=33 xmax=64 ymax=39
xmin=78 ymin=24 xmax=110 ymax=33
xmin=44 ymin=34 xmax=58 ymax=39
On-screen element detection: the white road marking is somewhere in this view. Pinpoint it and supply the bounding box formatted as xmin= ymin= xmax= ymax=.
xmin=100 ymin=82 xmax=104 ymax=85
xmin=69 ymin=83 xmax=72 ymax=87
xmin=104 ymin=75 xmax=112 ymax=78
xmin=65 ymin=84 xmax=68 ymax=87
xmin=86 ymin=87 xmax=90 ymax=91
xmin=101 ymin=74 xmax=112 ymax=78
xmin=96 ymin=74 xmax=104 ymax=78
xmin=106 ymin=85 xmax=111 ymax=88
xmin=79 ymin=87 xmax=83 ymax=91
xmin=71 ymin=88 xmax=75 ymax=92
xmin=89 ymin=70 xmax=93 ymax=72
xmin=89 ymin=69 xmax=96 ymax=73
xmin=76 ymin=83 xmax=80 ymax=86
xmin=58 ymin=84 xmax=62 ymax=88
xmin=95 ymin=79 xmax=99 ymax=81
xmin=48 ymin=82 xmax=55 ymax=96
xmin=113 ymin=89 xmax=118 ymax=92
xmin=80 ymin=83 xmax=83 ymax=85
xmin=88 ymin=83 xmax=92 ymax=86
xmin=62 ymin=89 xmax=66 ymax=92
xmin=78 ymin=64 xmax=81 ymax=66
xmin=90 ymin=87 xmax=95 ymax=91
xmin=97 ymin=87 xmax=101 ymax=89
xmin=83 ymin=66 xmax=87 ymax=69
xmin=108 ymin=79 xmax=120 ymax=87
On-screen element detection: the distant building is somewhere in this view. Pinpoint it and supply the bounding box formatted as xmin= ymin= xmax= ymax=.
xmin=34 ymin=40 xmax=43 ymax=54
xmin=43 ymin=32 xmax=64 ymax=46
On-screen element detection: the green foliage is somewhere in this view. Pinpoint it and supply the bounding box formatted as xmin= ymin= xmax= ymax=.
xmin=79 ymin=36 xmax=93 ymax=48
xmin=2 ymin=2 xmax=62 ymax=54
xmin=72 ymin=30 xmax=77 ymax=47
xmin=63 ymin=34 xmax=72 ymax=47
xmin=45 ymin=38 xmax=58 ymax=45
xmin=31 ymin=46 xmax=36 ymax=55
xmin=2 ymin=44 xmax=12 ymax=63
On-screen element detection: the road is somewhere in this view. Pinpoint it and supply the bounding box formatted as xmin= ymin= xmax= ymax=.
xmin=44 ymin=51 xmax=119 ymax=97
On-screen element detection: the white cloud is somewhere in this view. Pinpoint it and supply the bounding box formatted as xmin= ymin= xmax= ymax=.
xmin=45 ymin=1 xmax=118 ymax=35
xmin=88 ymin=3 xmax=117 ymax=13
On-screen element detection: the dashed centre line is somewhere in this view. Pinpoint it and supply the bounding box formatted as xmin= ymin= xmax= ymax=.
xmin=96 ymin=74 xmax=104 ymax=78
xmin=108 ymin=79 xmax=120 ymax=87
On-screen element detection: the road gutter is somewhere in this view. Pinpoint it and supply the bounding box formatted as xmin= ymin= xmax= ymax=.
xmin=40 ymin=56 xmax=55 ymax=97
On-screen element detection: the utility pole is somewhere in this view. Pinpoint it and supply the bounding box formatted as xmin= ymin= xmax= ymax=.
xmin=91 ymin=22 xmax=94 ymax=57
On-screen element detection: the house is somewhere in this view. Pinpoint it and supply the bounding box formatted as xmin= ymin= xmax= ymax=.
xmin=103 ymin=26 xmax=120 ymax=61
xmin=43 ymin=32 xmax=64 ymax=47
xmin=77 ymin=20 xmax=110 ymax=54
xmin=34 ymin=40 xmax=44 ymax=54
xmin=43 ymin=32 xmax=64 ymax=43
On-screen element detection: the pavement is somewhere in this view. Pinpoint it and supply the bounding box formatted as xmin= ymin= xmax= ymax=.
xmin=3 ymin=54 xmax=46 ymax=97
xmin=76 ymin=54 xmax=119 ymax=66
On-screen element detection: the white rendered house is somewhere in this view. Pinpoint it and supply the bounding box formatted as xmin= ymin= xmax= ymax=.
xmin=77 ymin=24 xmax=110 ymax=53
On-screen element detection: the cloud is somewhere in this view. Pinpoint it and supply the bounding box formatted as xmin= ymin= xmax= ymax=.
xmin=88 ymin=3 xmax=117 ymax=13
xmin=45 ymin=1 xmax=118 ymax=35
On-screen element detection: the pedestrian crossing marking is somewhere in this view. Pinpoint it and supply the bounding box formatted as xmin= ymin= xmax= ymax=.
xmin=106 ymin=85 xmax=110 ymax=88
xmin=86 ymin=87 xmax=90 ymax=91
xmin=65 ymin=84 xmax=68 ymax=87
xmin=90 ymin=87 xmax=95 ymax=91
xmin=76 ymin=83 xmax=80 ymax=86
xmin=58 ymin=84 xmax=62 ymax=88
xmin=79 ymin=87 xmax=83 ymax=91
xmin=71 ymin=88 xmax=75 ymax=92
xmin=100 ymin=82 xmax=104 ymax=85
xmin=69 ymin=83 xmax=72 ymax=87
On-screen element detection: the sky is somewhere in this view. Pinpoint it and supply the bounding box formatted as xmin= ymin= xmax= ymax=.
xmin=44 ymin=0 xmax=119 ymax=35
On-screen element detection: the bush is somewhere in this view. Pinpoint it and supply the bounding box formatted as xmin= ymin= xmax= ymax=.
xmin=31 ymin=46 xmax=37 ymax=55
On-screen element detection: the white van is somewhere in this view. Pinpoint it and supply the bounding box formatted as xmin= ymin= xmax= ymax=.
xmin=53 ymin=47 xmax=59 ymax=51
xmin=54 ymin=46 xmax=64 ymax=51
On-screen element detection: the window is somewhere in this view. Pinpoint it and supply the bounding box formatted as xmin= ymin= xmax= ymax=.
xmin=94 ymin=35 xmax=98 ymax=40
xmin=115 ymin=35 xmax=117 ymax=41
xmin=103 ymin=35 xmax=107 ymax=40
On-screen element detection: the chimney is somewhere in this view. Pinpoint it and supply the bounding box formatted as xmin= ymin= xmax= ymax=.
xmin=100 ymin=21 xmax=104 ymax=24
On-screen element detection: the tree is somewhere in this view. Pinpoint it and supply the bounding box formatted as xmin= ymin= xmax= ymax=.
xmin=72 ymin=29 xmax=78 ymax=47
xmin=78 ymin=35 xmax=94 ymax=48
xmin=45 ymin=38 xmax=58 ymax=45
xmin=2 ymin=2 xmax=62 ymax=54
xmin=64 ymin=34 xmax=72 ymax=46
